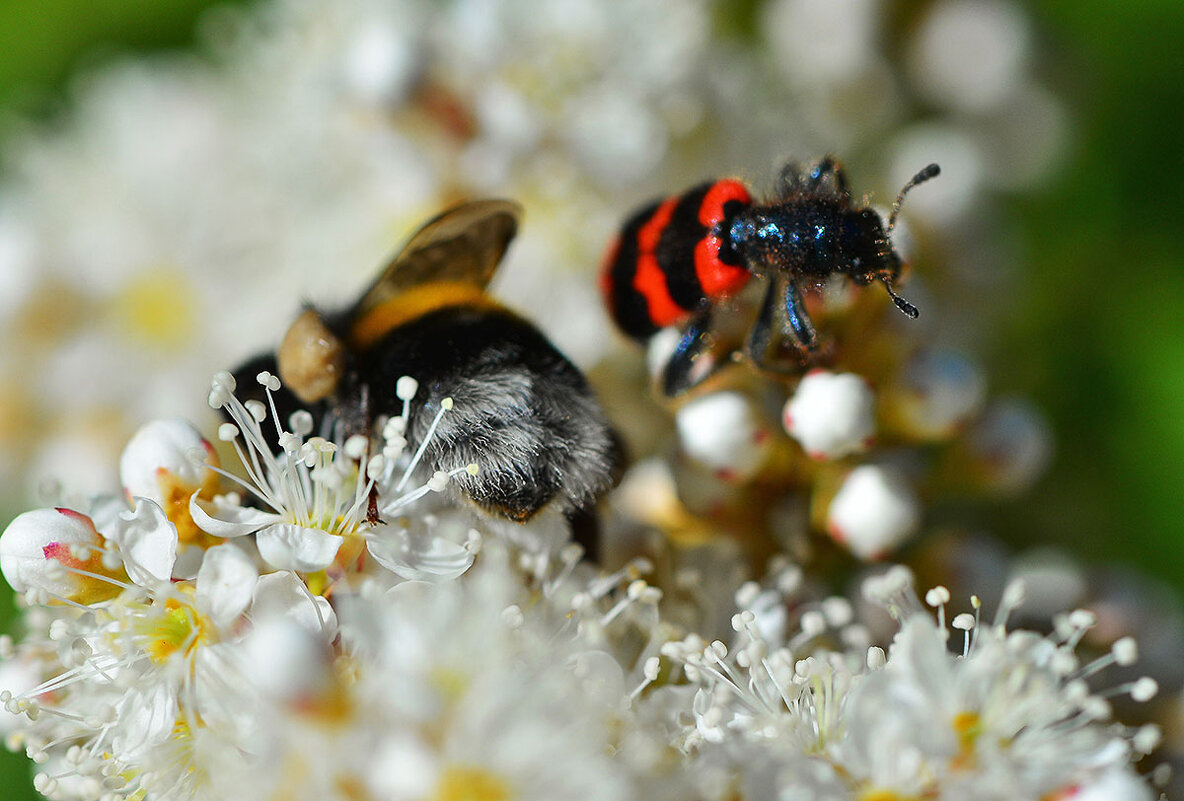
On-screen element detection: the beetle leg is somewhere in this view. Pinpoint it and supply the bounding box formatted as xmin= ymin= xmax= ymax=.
xmin=776 ymin=160 xmax=808 ymax=196
xmin=746 ymin=278 xmax=816 ymax=374
xmin=661 ymin=306 xmax=719 ymax=397
xmin=783 ymin=278 xmax=818 ymax=349
xmin=807 ymin=156 xmax=849 ymax=199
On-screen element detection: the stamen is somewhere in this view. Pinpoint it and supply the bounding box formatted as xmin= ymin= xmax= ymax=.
xmin=396 ymin=398 xmax=452 ymax=492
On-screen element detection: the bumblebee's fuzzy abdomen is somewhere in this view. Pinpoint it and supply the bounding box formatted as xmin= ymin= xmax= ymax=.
xmin=357 ymin=304 xmax=618 ymax=520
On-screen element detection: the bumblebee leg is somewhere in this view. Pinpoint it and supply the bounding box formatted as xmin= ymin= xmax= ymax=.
xmin=565 ymin=504 xmax=602 ymax=564
xmin=661 ymin=306 xmax=718 ymax=397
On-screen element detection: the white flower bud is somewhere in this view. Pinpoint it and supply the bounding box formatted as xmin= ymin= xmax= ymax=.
xmin=783 ymin=370 xmax=876 ymax=460
xmin=827 ymin=465 xmax=921 ymax=559
xmin=0 ymin=508 xmax=105 ymax=598
xmin=675 ymin=391 xmax=772 ymax=482
xmin=119 ymin=419 xmax=217 ymax=504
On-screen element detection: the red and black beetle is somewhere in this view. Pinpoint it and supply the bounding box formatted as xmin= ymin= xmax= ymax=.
xmin=601 ymin=157 xmax=940 ymax=395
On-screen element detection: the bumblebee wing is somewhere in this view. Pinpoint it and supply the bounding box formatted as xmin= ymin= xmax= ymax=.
xmin=352 ymin=199 xmax=522 ymax=317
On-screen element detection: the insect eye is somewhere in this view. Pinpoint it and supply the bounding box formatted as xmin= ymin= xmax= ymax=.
xmin=277 ymin=309 xmax=346 ymax=403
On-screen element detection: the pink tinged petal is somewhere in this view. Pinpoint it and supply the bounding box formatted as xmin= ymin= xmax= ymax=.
xmin=0 ymin=508 xmax=102 ymax=595
xmin=254 ymin=524 xmax=343 ymax=573
xmin=366 ymin=525 xmax=473 ymax=582
xmin=112 ymin=499 xmax=178 ymax=586
xmin=189 ymin=493 xmax=280 ymax=538
xmin=252 ymin=571 xmax=338 ymax=640
xmin=196 ymin=544 xmax=258 ymax=629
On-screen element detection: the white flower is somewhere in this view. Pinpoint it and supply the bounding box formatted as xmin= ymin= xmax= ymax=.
xmin=783 ymin=370 xmax=876 ymax=460
xmin=908 ymin=0 xmax=1032 ymax=112
xmin=833 ymin=597 xmax=1159 ymax=799
xmin=1064 ymin=768 xmax=1156 ymax=801
xmin=656 ymin=567 xmax=1159 ymax=801
xmin=211 ymin=546 xmax=641 ymax=801
xmin=193 ymin=370 xmax=476 ymax=579
xmin=106 ymin=497 xmax=179 ymax=587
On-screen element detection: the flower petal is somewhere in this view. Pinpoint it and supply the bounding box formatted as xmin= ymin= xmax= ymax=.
xmin=189 ymin=493 xmax=279 ymax=538
xmin=255 ymin=524 xmax=343 ymax=573
xmin=112 ymin=498 xmax=179 ymax=586
xmin=252 ymin=570 xmax=338 ymax=641
xmin=366 ymin=525 xmax=473 ymax=583
xmin=196 ymin=544 xmax=258 ymax=628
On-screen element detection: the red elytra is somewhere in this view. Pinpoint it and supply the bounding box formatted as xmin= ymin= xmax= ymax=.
xmin=693 ymin=179 xmax=752 ymax=299
xmin=631 ymin=196 xmax=685 ymax=328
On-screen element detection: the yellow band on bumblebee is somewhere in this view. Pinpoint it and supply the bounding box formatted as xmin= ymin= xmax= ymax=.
xmin=348 ymin=281 xmax=500 ymax=350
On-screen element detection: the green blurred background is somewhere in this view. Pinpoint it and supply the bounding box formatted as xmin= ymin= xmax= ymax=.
xmin=0 ymin=0 xmax=1180 ymax=796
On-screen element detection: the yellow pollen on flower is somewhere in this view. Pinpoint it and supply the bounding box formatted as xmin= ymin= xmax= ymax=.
xmin=952 ymin=710 xmax=982 ymax=768
xmin=109 ymin=266 xmax=197 ymax=350
xmin=142 ymin=597 xmax=210 ymax=664
xmin=433 ymin=766 xmax=510 ymax=801
xmin=305 ymin=570 xmax=330 ymax=598
xmin=155 ymin=465 xmax=221 ymax=547
xmin=858 ymin=790 xmax=924 ymax=801
xmin=333 ymin=531 xmax=368 ymax=574
xmin=430 ymin=668 xmax=469 ymax=702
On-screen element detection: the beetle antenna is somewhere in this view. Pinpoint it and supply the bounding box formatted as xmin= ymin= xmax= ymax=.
xmin=882 ymin=278 xmax=919 ymax=319
xmin=888 ymin=163 xmax=941 ymax=232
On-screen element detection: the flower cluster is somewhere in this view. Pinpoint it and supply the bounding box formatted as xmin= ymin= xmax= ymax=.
xmin=0 ymin=490 xmax=1162 ymax=800
xmin=609 ymin=301 xmax=1052 ymax=576
xmin=0 ymin=370 xmax=491 ymax=798
xmin=0 ymin=376 xmax=1164 ymax=799
xmin=661 ymin=566 xmax=1163 ymax=800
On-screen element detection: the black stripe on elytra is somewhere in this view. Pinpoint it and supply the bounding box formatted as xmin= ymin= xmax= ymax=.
xmin=609 ymin=200 xmax=662 ymax=340
xmin=655 ymin=182 xmax=711 ymax=311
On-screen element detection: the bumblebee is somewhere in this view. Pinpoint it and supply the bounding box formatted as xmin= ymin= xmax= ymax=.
xmin=232 ymin=200 xmax=620 ymax=527
xmin=601 ymin=157 xmax=940 ymax=395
